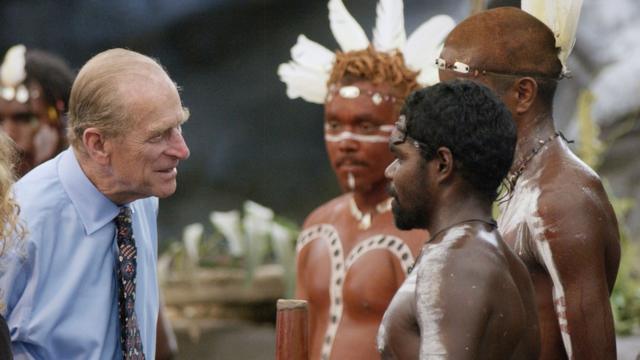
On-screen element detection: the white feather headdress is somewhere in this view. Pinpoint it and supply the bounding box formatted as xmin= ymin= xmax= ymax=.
xmin=0 ymin=44 xmax=30 ymax=103
xmin=278 ymin=0 xmax=455 ymax=104
xmin=522 ymin=0 xmax=584 ymax=77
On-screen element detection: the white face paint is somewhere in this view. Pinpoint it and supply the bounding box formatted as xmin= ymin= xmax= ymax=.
xmin=324 ymin=131 xmax=390 ymax=143
xmin=347 ymin=172 xmax=355 ymax=191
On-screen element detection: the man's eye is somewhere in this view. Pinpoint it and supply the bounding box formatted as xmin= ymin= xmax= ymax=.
xmin=325 ymin=121 xmax=341 ymax=131
xmin=358 ymin=122 xmax=376 ymax=133
xmin=148 ymin=134 xmax=164 ymax=143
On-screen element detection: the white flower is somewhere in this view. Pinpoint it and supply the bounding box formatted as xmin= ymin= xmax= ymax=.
xmin=182 ymin=223 xmax=204 ymax=265
xmin=210 ymin=210 xmax=244 ymax=256
xmin=0 ymin=45 xmax=27 ymax=87
xmin=243 ymin=200 xmax=274 ymax=222
xmin=243 ymin=201 xmax=274 ymax=241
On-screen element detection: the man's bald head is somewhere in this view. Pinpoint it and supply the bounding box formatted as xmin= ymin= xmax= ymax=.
xmin=440 ymin=7 xmax=561 ymax=110
xmin=443 ymin=7 xmax=560 ymax=78
xmin=68 ymin=48 xmax=177 ymax=149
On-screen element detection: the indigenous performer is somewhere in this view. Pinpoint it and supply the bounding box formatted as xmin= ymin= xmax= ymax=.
xmin=0 ymin=45 xmax=74 ymax=177
xmin=0 ymin=48 xmax=190 ymax=359
xmin=379 ymin=79 xmax=540 ymax=359
xmin=278 ymin=1 xmax=453 ymax=359
xmin=438 ymin=4 xmax=620 ymax=359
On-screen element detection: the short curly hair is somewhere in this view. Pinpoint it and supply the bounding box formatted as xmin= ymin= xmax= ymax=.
xmin=328 ymin=46 xmax=420 ymax=100
xmin=403 ymin=79 xmax=516 ymax=201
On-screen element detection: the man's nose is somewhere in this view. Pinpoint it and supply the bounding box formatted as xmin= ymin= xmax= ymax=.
xmin=167 ymin=129 xmax=190 ymax=160
xmin=385 ymin=159 xmax=398 ymax=179
xmin=337 ymin=134 xmax=359 ymax=153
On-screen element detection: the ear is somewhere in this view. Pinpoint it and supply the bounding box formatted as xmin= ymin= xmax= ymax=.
xmin=82 ymin=127 xmax=112 ymax=166
xmin=512 ymin=77 xmax=537 ymax=115
xmin=434 ymin=147 xmax=454 ymax=184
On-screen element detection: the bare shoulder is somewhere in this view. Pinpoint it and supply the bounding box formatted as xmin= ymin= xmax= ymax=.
xmin=538 ymin=145 xmax=618 ymax=245
xmin=301 ymin=193 xmax=350 ymax=229
xmin=419 ymin=227 xmax=507 ymax=287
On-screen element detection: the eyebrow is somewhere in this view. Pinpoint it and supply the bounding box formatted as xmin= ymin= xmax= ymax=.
xmin=148 ymin=107 xmax=190 ymax=134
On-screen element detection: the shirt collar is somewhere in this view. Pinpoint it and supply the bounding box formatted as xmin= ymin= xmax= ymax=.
xmin=58 ymin=148 xmax=121 ymax=235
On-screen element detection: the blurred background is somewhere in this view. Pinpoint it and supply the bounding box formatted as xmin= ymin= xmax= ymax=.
xmin=2 ymin=0 xmax=639 ymax=358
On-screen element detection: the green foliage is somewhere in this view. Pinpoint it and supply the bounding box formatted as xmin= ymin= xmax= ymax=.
xmin=577 ymin=90 xmax=640 ymax=335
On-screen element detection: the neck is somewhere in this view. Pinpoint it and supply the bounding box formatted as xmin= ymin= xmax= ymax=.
xmin=351 ymin=180 xmax=390 ymax=212
xmin=74 ymin=148 xmax=137 ymax=206
xmin=513 ymin=111 xmax=556 ymax=169
xmin=426 ymin=188 xmax=493 ymax=240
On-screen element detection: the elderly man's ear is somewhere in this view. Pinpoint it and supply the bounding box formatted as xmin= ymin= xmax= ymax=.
xmin=82 ymin=128 xmax=112 ymax=165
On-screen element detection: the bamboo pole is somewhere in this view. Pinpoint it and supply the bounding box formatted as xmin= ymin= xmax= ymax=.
xmin=275 ymin=299 xmax=309 ymax=360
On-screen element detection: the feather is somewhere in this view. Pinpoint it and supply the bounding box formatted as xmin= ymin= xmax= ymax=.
xmin=0 ymin=44 xmax=27 ymax=87
xmin=372 ymin=0 xmax=406 ymax=52
xmin=277 ymin=61 xmax=330 ymax=104
xmin=522 ymin=0 xmax=584 ymax=75
xmin=291 ymin=35 xmax=335 ymax=73
xmin=328 ymin=0 xmax=369 ymax=52
xmin=278 ymin=35 xmax=334 ymax=104
xmin=403 ymin=15 xmax=455 ymax=86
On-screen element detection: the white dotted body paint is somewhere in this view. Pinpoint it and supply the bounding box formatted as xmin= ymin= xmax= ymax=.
xmin=415 ymin=226 xmax=469 ymax=358
xmin=324 ymin=132 xmax=390 ymax=143
xmin=297 ymin=224 xmax=415 ymax=359
xmin=498 ymin=169 xmax=573 ymax=358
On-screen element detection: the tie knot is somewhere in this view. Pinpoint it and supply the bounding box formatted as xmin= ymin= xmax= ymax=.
xmin=115 ymin=206 xmax=132 ymax=227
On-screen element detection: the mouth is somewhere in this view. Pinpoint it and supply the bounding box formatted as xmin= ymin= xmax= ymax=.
xmin=156 ymin=167 xmax=177 ymax=178
xmin=336 ymin=158 xmax=368 ymax=170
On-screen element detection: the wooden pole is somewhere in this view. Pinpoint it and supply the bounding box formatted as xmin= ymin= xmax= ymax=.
xmin=275 ymin=299 xmax=309 ymax=360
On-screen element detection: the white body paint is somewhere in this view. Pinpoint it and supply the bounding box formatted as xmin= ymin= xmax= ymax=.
xmin=477 ymin=229 xmax=499 ymax=248
xmin=376 ymin=269 xmax=417 ymax=353
xmin=498 ymin=167 xmax=573 ymax=358
xmin=324 ymin=131 xmax=390 ymax=143
xmin=415 ymin=226 xmax=469 ymax=358
xmin=297 ymin=224 xmax=415 ymax=359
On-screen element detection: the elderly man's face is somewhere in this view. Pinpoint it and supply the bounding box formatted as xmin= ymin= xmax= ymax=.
xmin=323 ymin=80 xmax=398 ymax=194
xmin=108 ymin=77 xmax=190 ymax=201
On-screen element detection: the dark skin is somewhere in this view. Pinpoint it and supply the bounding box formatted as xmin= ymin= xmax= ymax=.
xmin=439 ymin=8 xmax=620 ymax=359
xmin=296 ymin=80 xmax=425 ymax=360
xmin=0 ymin=82 xmax=64 ymax=177
xmin=380 ymin=140 xmax=539 ymax=359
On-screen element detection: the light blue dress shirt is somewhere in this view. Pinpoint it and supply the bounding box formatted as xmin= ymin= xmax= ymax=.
xmin=0 ymin=148 xmax=159 ymax=359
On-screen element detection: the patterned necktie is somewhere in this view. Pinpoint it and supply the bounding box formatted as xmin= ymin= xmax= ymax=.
xmin=115 ymin=206 xmax=145 ymax=360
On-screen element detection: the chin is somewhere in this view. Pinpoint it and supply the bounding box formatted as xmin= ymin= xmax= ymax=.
xmin=152 ymin=183 xmax=177 ymax=198
xmin=392 ymin=203 xmax=424 ymax=230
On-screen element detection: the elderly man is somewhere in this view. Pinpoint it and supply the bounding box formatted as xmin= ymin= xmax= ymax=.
xmin=379 ymin=79 xmax=540 ymax=359
xmin=0 ymin=48 xmax=190 ymax=359
xmin=278 ymin=0 xmax=454 ymax=358
xmin=438 ymin=7 xmax=620 ymax=359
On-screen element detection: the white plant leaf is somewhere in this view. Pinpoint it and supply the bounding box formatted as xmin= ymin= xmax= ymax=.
xmin=183 ymin=223 xmax=204 ymax=265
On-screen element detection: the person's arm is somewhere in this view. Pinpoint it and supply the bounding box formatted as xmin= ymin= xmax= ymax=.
xmin=414 ymin=244 xmax=494 ymax=359
xmin=536 ymin=184 xmax=620 ymax=359
xmin=155 ymin=306 xmax=178 ymax=360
